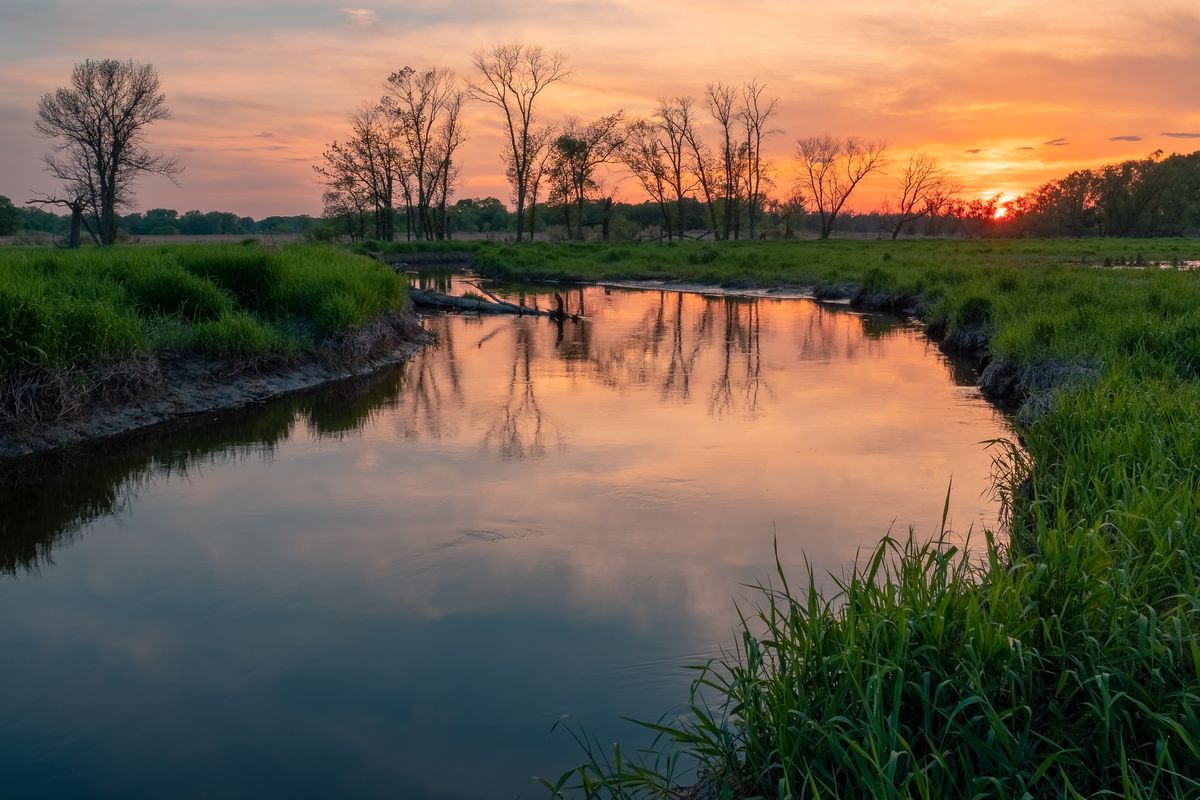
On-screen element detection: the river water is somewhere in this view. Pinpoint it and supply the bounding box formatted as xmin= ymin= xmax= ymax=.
xmin=0 ymin=279 xmax=1012 ymax=799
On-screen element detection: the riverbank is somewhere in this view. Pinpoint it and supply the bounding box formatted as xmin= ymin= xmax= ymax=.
xmin=428 ymin=240 xmax=1200 ymax=797
xmin=0 ymin=244 xmax=426 ymax=458
xmin=0 ymin=311 xmax=428 ymax=459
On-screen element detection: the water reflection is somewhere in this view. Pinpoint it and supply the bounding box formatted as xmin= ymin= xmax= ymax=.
xmin=2 ymin=281 xmax=991 ymax=573
xmin=484 ymin=322 xmax=558 ymax=460
xmin=0 ymin=281 xmax=1012 ymax=799
xmin=0 ymin=368 xmax=405 ymax=575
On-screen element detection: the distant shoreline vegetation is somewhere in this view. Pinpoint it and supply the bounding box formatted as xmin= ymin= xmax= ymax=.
xmin=4 ymin=149 xmax=1198 ymax=246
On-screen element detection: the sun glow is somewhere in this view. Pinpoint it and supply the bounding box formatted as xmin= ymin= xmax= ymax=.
xmin=993 ymin=206 xmax=1010 ymax=220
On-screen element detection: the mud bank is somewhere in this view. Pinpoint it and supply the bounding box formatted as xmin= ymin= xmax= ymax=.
xmin=0 ymin=310 xmax=431 ymax=460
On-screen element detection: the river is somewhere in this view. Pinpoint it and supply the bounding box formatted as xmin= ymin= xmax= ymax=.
xmin=0 ymin=279 xmax=1013 ymax=799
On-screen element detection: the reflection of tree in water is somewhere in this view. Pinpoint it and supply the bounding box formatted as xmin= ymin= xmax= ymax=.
xmin=0 ymin=368 xmax=407 ymax=575
xmin=484 ymin=321 xmax=561 ymax=460
xmin=393 ymin=315 xmax=465 ymax=440
xmin=662 ymin=292 xmax=708 ymax=401
xmin=407 ymin=271 xmax=455 ymax=293
xmin=709 ymin=297 xmax=773 ymax=417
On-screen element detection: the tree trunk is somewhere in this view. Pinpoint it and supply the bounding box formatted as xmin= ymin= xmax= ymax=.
xmin=68 ymin=206 xmax=82 ymax=248
xmin=514 ymin=184 xmax=527 ymax=243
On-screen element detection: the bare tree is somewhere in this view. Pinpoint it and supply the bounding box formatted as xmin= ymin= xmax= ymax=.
xmin=35 ymin=59 xmax=181 ymax=246
xmin=655 ymin=98 xmax=701 ymax=240
xmin=427 ymin=88 xmax=468 ymax=239
xmin=511 ymin=125 xmax=556 ymax=240
xmin=384 ymin=66 xmax=469 ymax=240
xmin=795 ymin=134 xmax=887 ymax=239
xmin=547 ymin=113 xmax=626 ymax=240
xmin=622 ymin=119 xmax=675 ymax=238
xmin=738 ymin=80 xmax=781 ymax=240
xmin=314 ymin=104 xmax=402 ymax=240
xmin=471 ymin=43 xmax=568 ymax=242
xmin=884 ymin=152 xmax=957 ymax=239
xmin=678 ymin=102 xmax=720 ymax=237
xmin=706 ymin=82 xmax=741 ymax=240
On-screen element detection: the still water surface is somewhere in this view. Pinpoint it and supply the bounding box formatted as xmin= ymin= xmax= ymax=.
xmin=0 ymin=280 xmax=1011 ymax=798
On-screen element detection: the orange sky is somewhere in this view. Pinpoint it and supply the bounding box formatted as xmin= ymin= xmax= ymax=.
xmin=1 ymin=0 xmax=1197 ymax=218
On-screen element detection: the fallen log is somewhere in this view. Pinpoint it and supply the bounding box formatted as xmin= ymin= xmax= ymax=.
xmin=408 ymin=288 xmax=578 ymax=321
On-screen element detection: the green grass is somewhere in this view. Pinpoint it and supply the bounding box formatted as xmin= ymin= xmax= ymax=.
xmin=487 ymin=239 xmax=1200 ymax=798
xmin=0 ymin=243 xmax=409 ymax=372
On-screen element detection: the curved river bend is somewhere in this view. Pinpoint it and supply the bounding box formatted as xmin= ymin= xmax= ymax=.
xmin=0 ymin=280 xmax=1012 ymax=799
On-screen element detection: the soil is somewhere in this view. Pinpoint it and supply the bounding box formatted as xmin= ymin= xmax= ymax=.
xmin=0 ymin=310 xmax=431 ymax=460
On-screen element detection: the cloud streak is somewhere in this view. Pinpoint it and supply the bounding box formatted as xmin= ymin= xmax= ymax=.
xmin=341 ymin=8 xmax=377 ymax=27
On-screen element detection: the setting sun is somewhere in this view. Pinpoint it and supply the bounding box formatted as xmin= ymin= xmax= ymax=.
xmin=994 ymin=205 xmax=1010 ymax=220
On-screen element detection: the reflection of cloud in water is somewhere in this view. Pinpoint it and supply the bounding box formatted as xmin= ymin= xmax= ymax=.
xmin=0 ymin=283 xmax=1016 ymax=798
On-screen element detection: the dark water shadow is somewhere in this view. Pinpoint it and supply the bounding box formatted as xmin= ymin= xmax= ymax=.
xmin=0 ymin=365 xmax=407 ymax=576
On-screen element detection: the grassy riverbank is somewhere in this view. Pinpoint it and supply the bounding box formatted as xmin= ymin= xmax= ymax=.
xmin=0 ymin=244 xmax=410 ymax=432
xmin=441 ymin=239 xmax=1200 ymax=797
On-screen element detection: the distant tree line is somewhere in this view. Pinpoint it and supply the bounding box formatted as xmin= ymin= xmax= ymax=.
xmin=5 ymin=200 xmax=316 ymax=238
xmin=1002 ymin=151 xmax=1200 ymax=237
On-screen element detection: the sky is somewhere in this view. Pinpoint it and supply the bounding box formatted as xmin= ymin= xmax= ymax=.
xmin=1 ymin=0 xmax=1198 ymax=218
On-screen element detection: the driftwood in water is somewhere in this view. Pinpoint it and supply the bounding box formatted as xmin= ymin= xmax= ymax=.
xmin=409 ymin=288 xmax=577 ymax=321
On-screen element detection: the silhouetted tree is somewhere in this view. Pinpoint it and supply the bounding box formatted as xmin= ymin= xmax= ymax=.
xmin=655 ymin=98 xmax=700 ymax=239
xmin=706 ymin=83 xmax=742 ymax=240
xmin=547 ymin=113 xmax=626 ymax=240
xmin=471 ymin=43 xmax=568 ymax=242
xmin=314 ymin=104 xmax=402 ymax=240
xmin=35 ymin=59 xmax=181 ymax=246
xmin=384 ymin=65 xmax=469 ymax=239
xmin=883 ymin=152 xmax=957 ymax=239
xmin=738 ymin=80 xmax=781 ymax=240
xmin=795 ymin=134 xmax=887 ymax=239
xmin=622 ymin=119 xmax=675 ymax=238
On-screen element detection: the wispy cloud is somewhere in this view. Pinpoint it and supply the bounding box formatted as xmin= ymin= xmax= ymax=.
xmin=1107 ymin=135 xmax=1142 ymax=141
xmin=1043 ymin=137 xmax=1069 ymax=146
xmin=965 ymin=148 xmax=984 ymax=154
xmin=255 ymin=131 xmax=277 ymax=138
xmin=341 ymin=8 xmax=377 ymax=27
xmin=1162 ymin=131 xmax=1200 ymax=138
xmin=1016 ymin=146 xmax=1034 ymax=151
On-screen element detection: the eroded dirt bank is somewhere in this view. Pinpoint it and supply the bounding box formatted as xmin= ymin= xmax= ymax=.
xmin=0 ymin=310 xmax=431 ymax=460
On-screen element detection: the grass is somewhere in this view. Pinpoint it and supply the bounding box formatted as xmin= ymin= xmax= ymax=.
xmin=443 ymin=238 xmax=1200 ymax=798
xmin=0 ymin=243 xmax=410 ymax=430
xmin=0 ymin=243 xmax=408 ymax=372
